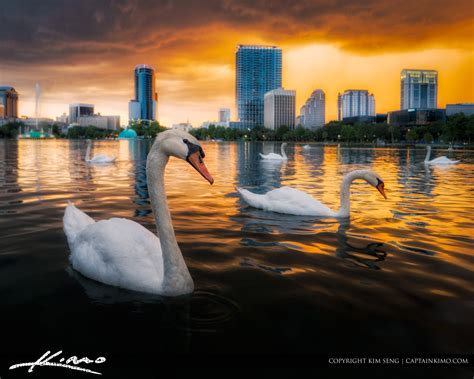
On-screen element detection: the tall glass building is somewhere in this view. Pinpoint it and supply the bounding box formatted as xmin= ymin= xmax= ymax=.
xmin=129 ymin=64 xmax=158 ymax=122
xmin=236 ymin=45 xmax=282 ymax=128
xmin=400 ymin=69 xmax=437 ymax=110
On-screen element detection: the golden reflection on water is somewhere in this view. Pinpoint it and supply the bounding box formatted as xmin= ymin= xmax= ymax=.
xmin=5 ymin=139 xmax=474 ymax=287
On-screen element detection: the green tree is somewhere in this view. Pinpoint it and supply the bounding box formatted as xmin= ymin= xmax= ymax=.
xmin=423 ymin=132 xmax=434 ymax=144
xmin=406 ymin=129 xmax=417 ymax=143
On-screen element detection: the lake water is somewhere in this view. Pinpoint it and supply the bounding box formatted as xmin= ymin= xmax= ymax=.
xmin=0 ymin=139 xmax=473 ymax=378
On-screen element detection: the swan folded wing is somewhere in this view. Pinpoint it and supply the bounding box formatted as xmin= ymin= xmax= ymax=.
xmin=63 ymin=203 xmax=96 ymax=245
xmin=260 ymin=153 xmax=286 ymax=160
xmin=265 ymin=187 xmax=334 ymax=216
xmin=428 ymin=157 xmax=459 ymax=165
xmin=238 ymin=187 xmax=335 ymax=217
xmin=70 ymin=218 xmax=163 ymax=294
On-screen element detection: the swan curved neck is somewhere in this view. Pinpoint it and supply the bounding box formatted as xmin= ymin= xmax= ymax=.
xmin=146 ymin=147 xmax=193 ymax=295
xmin=85 ymin=142 xmax=91 ymax=161
xmin=424 ymin=147 xmax=431 ymax=162
xmin=337 ymin=171 xmax=363 ymax=217
xmin=280 ymin=144 xmax=287 ymax=158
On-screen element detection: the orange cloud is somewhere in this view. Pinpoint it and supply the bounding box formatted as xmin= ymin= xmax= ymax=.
xmin=0 ymin=0 xmax=472 ymax=126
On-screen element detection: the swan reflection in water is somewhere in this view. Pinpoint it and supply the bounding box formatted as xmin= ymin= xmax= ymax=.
xmin=235 ymin=205 xmax=388 ymax=272
xmin=334 ymin=220 xmax=387 ymax=270
xmin=66 ymin=266 xmax=240 ymax=335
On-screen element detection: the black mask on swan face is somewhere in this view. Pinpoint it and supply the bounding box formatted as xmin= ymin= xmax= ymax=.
xmin=183 ymin=138 xmax=205 ymax=160
xmin=376 ymin=178 xmax=387 ymax=199
xmin=182 ymin=138 xmax=213 ymax=184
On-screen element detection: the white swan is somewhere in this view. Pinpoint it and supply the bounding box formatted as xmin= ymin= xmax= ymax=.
xmin=259 ymin=143 xmax=288 ymax=160
xmin=64 ymin=130 xmax=214 ymax=296
xmin=303 ymin=144 xmax=311 ymax=150
xmin=85 ymin=139 xmax=116 ymax=164
xmin=424 ymin=145 xmax=459 ymax=165
xmin=237 ymin=169 xmax=387 ymax=218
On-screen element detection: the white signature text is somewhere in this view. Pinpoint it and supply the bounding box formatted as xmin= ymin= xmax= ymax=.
xmin=9 ymin=350 xmax=106 ymax=375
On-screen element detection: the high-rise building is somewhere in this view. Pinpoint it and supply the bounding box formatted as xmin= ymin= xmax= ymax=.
xmin=301 ymin=89 xmax=325 ymax=130
xmin=129 ymin=64 xmax=158 ymax=122
xmin=69 ymin=103 xmax=94 ymax=123
xmin=236 ymin=45 xmax=282 ymax=128
xmin=400 ymin=69 xmax=437 ymax=110
xmin=218 ymin=108 xmax=231 ymax=123
xmin=338 ymin=90 xmax=375 ymax=120
xmin=0 ymin=86 xmax=19 ymax=118
xmin=264 ymin=88 xmax=295 ymax=130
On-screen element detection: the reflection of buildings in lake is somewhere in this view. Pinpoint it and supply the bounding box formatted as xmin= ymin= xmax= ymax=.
xmin=396 ymin=147 xmax=435 ymax=196
xmin=0 ymin=139 xmax=21 ymax=205
xmin=337 ymin=147 xmax=374 ymax=165
xmin=68 ymin=139 xmax=89 ymax=181
xmin=68 ymin=139 xmax=94 ymax=188
xmin=235 ymin=141 xmax=282 ymax=190
xmin=128 ymin=139 xmax=152 ymax=217
xmin=300 ymin=144 xmax=325 ymax=167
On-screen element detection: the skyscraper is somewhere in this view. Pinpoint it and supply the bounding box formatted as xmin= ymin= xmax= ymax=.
xmin=338 ymin=90 xmax=375 ymax=120
xmin=264 ymin=88 xmax=295 ymax=130
xmin=129 ymin=64 xmax=158 ymax=122
xmin=236 ymin=45 xmax=282 ymax=128
xmin=301 ymin=89 xmax=325 ymax=130
xmin=0 ymin=86 xmax=19 ymax=118
xmin=400 ymin=69 xmax=437 ymax=110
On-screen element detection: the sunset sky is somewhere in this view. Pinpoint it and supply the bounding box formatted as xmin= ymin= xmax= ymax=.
xmin=0 ymin=0 xmax=473 ymax=127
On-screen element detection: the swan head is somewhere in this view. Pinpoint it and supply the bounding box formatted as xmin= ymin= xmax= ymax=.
xmin=156 ymin=130 xmax=214 ymax=184
xmin=355 ymin=169 xmax=387 ymax=200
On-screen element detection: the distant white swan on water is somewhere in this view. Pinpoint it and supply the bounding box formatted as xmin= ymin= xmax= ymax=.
xmin=424 ymin=145 xmax=459 ymax=165
xmin=85 ymin=139 xmax=116 ymax=164
xmin=259 ymin=143 xmax=288 ymax=160
xmin=64 ymin=130 xmax=214 ymax=296
xmin=237 ymin=169 xmax=387 ymax=218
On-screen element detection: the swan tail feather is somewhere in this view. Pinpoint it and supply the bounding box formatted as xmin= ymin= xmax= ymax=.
xmin=63 ymin=203 xmax=95 ymax=245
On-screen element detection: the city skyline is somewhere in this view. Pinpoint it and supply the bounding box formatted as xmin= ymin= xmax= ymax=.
xmin=0 ymin=1 xmax=473 ymax=127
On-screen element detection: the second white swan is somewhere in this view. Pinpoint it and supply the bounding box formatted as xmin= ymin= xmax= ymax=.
xmin=424 ymin=145 xmax=459 ymax=165
xmin=85 ymin=139 xmax=116 ymax=164
xmin=237 ymin=169 xmax=387 ymax=218
xmin=260 ymin=143 xmax=288 ymax=160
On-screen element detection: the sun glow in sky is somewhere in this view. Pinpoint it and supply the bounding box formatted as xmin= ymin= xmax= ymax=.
xmin=1 ymin=1 xmax=473 ymax=127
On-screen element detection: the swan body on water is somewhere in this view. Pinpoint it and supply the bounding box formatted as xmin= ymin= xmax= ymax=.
xmin=424 ymin=145 xmax=459 ymax=165
xmin=303 ymin=144 xmax=311 ymax=150
xmin=64 ymin=130 xmax=214 ymax=296
xmin=85 ymin=139 xmax=116 ymax=164
xmin=237 ymin=169 xmax=387 ymax=218
xmin=259 ymin=143 xmax=288 ymax=160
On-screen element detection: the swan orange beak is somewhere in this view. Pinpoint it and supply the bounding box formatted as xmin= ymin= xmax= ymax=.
xmin=376 ymin=182 xmax=387 ymax=199
xmin=187 ymin=151 xmax=214 ymax=185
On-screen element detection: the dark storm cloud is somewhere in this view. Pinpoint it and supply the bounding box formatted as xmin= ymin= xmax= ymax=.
xmin=0 ymin=0 xmax=472 ymax=66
